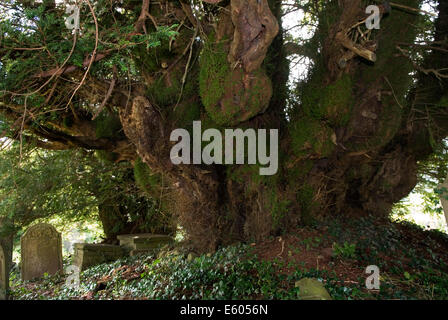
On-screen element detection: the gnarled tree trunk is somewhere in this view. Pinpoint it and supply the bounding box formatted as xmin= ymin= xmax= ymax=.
xmin=119 ymin=0 xmax=448 ymax=252
xmin=1 ymin=0 xmax=447 ymax=252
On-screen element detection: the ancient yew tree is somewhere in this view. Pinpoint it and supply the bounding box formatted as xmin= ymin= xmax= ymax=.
xmin=1 ymin=0 xmax=447 ymax=251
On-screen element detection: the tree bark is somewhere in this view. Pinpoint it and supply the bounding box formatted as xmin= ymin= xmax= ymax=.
xmin=119 ymin=0 xmax=448 ymax=251
xmin=2 ymin=0 xmax=447 ymax=252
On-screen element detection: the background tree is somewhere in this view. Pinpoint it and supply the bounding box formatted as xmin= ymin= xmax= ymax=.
xmin=0 ymin=143 xmax=175 ymax=243
xmin=1 ymin=0 xmax=447 ymax=251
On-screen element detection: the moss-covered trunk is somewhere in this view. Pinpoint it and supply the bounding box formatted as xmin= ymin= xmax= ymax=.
xmin=115 ymin=0 xmax=448 ymax=251
xmin=5 ymin=0 xmax=442 ymax=252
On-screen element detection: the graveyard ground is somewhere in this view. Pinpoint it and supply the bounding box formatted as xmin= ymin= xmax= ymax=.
xmin=9 ymin=215 xmax=448 ymax=300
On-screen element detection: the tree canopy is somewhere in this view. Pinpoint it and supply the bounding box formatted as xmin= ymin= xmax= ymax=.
xmin=0 ymin=0 xmax=447 ymax=251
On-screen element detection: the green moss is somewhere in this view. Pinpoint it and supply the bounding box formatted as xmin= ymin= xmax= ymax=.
xmin=199 ymin=36 xmax=231 ymax=124
xmin=245 ymin=69 xmax=271 ymax=110
xmin=269 ymin=191 xmax=290 ymax=230
xmin=199 ymin=36 xmax=271 ymax=126
xmin=170 ymin=100 xmax=201 ymax=133
xmin=147 ymin=67 xmax=198 ymax=107
xmin=132 ymin=27 xmax=197 ymax=108
xmin=199 ymin=35 xmax=235 ymax=125
xmin=134 ymin=157 xmax=161 ymax=196
xmin=132 ymin=43 xmax=173 ymax=75
xmin=227 ymin=164 xmax=287 ymax=230
xmin=360 ymin=0 xmax=421 ymax=92
xmin=341 ymin=0 xmax=421 ymax=152
xmin=297 ymin=184 xmax=315 ymax=226
xmin=95 ymin=150 xmax=118 ymax=163
xmin=347 ymin=95 xmax=402 ymax=152
xmin=289 ymin=117 xmax=335 ymax=158
xmin=438 ymin=95 xmax=448 ymax=108
xmin=227 ymin=163 xmax=280 ymax=197
xmin=302 ymin=73 xmax=354 ymax=126
xmin=287 ymin=159 xmax=314 ymax=188
xmin=357 ymin=0 xmax=421 ymax=104
xmin=62 ymin=116 xmax=73 ymax=129
xmin=94 ymin=114 xmax=122 ymax=139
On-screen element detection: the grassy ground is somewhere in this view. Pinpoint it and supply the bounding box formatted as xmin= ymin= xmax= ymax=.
xmin=9 ymin=215 xmax=448 ymax=300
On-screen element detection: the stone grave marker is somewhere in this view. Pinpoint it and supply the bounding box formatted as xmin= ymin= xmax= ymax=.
xmin=73 ymin=243 xmax=125 ymax=271
xmin=117 ymin=234 xmax=173 ymax=256
xmin=21 ymin=223 xmax=63 ymax=281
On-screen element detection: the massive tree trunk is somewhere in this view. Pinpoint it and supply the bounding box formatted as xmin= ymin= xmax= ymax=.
xmin=1 ymin=0 xmax=447 ymax=252
xmin=119 ymin=0 xmax=448 ymax=251
xmin=119 ymin=0 xmax=288 ymax=250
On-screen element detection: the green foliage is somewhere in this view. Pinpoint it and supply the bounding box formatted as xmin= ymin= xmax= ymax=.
xmin=297 ymin=184 xmax=316 ymax=225
xmin=302 ymin=236 xmax=321 ymax=251
xmin=199 ymin=35 xmax=272 ymax=126
xmin=9 ymin=214 xmax=448 ymax=300
xmin=0 ymin=142 xmax=163 ymax=238
xmin=0 ymin=1 xmax=179 ymax=119
xmin=133 ymin=157 xmax=161 ymax=196
xmin=393 ymin=140 xmax=448 ymax=220
xmin=11 ymin=244 xmax=302 ymax=300
xmin=269 ymin=191 xmax=290 ymax=230
xmin=302 ymin=73 xmax=354 ymax=126
xmin=333 ymin=242 xmax=357 ymax=259
xmin=0 ymin=145 xmax=98 ymax=230
xmin=94 ymin=114 xmax=123 ymax=139
xmin=199 ymin=36 xmax=230 ymax=124
xmin=290 ymin=117 xmax=335 ymax=158
xmin=7 ymin=244 xmax=356 ymax=300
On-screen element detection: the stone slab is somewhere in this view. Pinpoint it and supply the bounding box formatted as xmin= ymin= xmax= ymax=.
xmin=117 ymin=234 xmax=173 ymax=252
xmin=73 ymin=243 xmax=125 ymax=271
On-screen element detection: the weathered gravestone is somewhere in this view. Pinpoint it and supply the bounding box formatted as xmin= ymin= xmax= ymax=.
xmin=0 ymin=220 xmax=13 ymax=300
xmin=21 ymin=223 xmax=63 ymax=281
xmin=117 ymin=234 xmax=173 ymax=256
xmin=73 ymin=243 xmax=125 ymax=271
